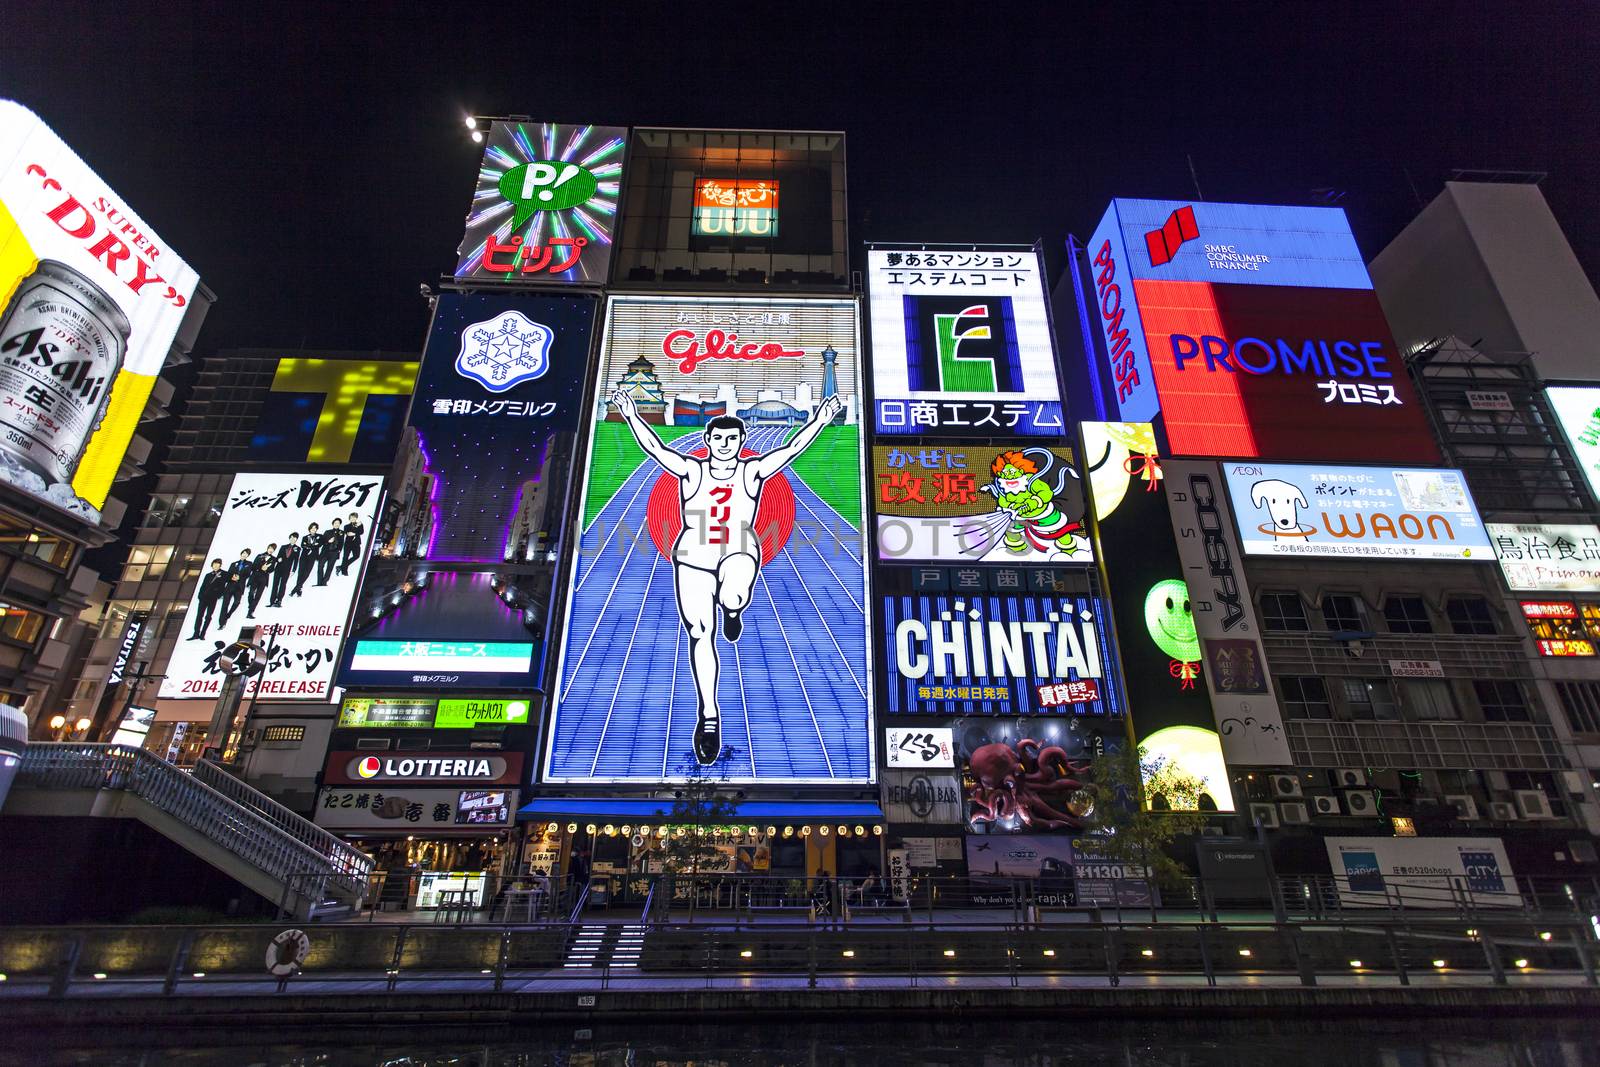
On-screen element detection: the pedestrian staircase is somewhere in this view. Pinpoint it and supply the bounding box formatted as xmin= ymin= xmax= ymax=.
xmin=562 ymin=922 xmax=645 ymax=970
xmin=7 ymin=743 xmax=371 ymax=920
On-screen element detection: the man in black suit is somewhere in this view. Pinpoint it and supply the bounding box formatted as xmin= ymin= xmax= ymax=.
xmin=292 ymin=523 xmax=321 ymax=597
xmin=316 ymin=517 xmax=342 ymax=586
xmin=270 ymin=533 xmax=299 ymax=607
xmin=339 ymin=511 xmax=365 ymax=576
xmin=220 ymin=548 xmax=252 ymax=627
xmin=247 ymin=543 xmax=276 ymax=618
xmin=188 ymin=559 xmax=227 ymax=640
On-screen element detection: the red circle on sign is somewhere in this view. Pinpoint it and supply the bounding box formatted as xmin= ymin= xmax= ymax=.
xmin=357 ymin=756 xmax=381 ymax=779
xmin=645 ymin=447 xmax=793 ymax=566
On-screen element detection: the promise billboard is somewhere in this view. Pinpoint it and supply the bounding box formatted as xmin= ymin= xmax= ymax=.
xmin=1086 ymin=198 xmax=1437 ymax=463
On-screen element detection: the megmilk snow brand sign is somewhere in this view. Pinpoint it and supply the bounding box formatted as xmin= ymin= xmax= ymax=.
xmin=1487 ymin=522 xmax=1600 ymax=593
xmin=325 ymin=750 xmax=524 ymax=785
xmin=1161 ymin=459 xmax=1290 ymax=764
xmin=867 ymin=245 xmax=1064 ymax=436
xmin=1222 ymin=462 xmax=1490 ymax=560
xmin=454 ymin=121 xmax=625 ymax=285
xmin=159 ymin=473 xmax=382 ymax=701
xmin=0 ymin=101 xmax=202 ymax=521
xmin=1085 ymin=198 xmax=1437 ymax=463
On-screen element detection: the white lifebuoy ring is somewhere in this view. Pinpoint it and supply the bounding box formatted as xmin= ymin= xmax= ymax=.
xmin=266 ymin=928 xmax=311 ymax=976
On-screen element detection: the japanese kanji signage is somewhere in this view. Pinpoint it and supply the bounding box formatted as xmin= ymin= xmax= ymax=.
xmin=1085 ymin=198 xmax=1438 ymax=463
xmin=548 ymin=295 xmax=872 ymax=784
xmin=1487 ymin=522 xmax=1600 ymax=592
xmin=338 ymin=696 xmax=436 ymax=728
xmin=1222 ymin=462 xmax=1491 ymax=561
xmin=872 ymin=443 xmax=1091 ymax=565
xmin=878 ymin=591 xmax=1120 ymax=717
xmin=409 ymin=292 xmax=597 ymax=562
xmin=692 ymin=178 xmax=779 ymax=238
xmin=453 ymin=121 xmax=625 ymax=286
xmin=1547 ymin=386 xmax=1600 ymax=501
xmin=867 ymin=245 xmax=1064 ymax=437
xmin=884 ymin=726 xmax=956 ymax=768
xmin=1519 ymin=600 xmax=1599 ymax=657
xmin=1162 ymin=459 xmax=1290 ymax=765
xmin=1387 ymin=659 xmax=1445 ymax=678
xmin=314 ymin=787 xmax=518 ymax=830
xmin=159 ymin=473 xmax=382 ymax=701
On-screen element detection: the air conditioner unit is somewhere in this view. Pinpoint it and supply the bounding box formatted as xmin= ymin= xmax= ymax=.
xmin=1487 ymin=800 xmax=1520 ymax=821
xmin=1514 ymin=789 xmax=1555 ymax=819
xmin=1312 ymin=795 xmax=1342 ymax=816
xmin=1271 ymin=774 xmax=1304 ymax=798
xmin=1443 ymin=794 xmax=1480 ymax=820
xmin=1342 ymin=790 xmax=1379 ymax=817
xmin=1332 ymin=768 xmax=1368 ymax=788
xmin=1248 ymin=802 xmax=1280 ymax=829
xmin=1279 ymin=801 xmax=1311 ymax=825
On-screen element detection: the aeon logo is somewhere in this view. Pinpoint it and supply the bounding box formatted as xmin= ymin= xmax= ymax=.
xmin=356 ymin=755 xmax=382 ymax=779
xmin=1145 ymin=205 xmax=1199 ymax=267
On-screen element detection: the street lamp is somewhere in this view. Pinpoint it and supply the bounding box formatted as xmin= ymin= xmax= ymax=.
xmin=48 ymin=714 xmax=66 ymax=740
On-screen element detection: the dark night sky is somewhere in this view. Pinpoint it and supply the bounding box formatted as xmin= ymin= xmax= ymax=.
xmin=4 ymin=2 xmax=1598 ymax=357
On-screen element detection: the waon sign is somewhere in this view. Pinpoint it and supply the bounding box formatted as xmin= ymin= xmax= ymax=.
xmin=1086 ymin=199 xmax=1438 ymax=464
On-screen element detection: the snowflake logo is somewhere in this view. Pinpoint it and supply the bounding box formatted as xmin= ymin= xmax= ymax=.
xmin=454 ymin=311 xmax=553 ymax=393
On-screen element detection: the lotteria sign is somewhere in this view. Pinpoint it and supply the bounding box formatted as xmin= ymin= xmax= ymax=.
xmin=1086 ymin=199 xmax=1438 ymax=463
xmin=325 ymin=750 xmax=523 ymax=785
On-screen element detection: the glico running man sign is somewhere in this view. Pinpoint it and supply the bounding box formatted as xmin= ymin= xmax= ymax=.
xmin=868 ymin=245 xmax=1064 ymax=437
xmin=546 ymin=296 xmax=872 ymax=783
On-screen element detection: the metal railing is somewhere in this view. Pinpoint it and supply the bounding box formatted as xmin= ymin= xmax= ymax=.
xmin=0 ymin=915 xmax=1592 ymax=998
xmin=14 ymin=744 xmax=371 ymax=906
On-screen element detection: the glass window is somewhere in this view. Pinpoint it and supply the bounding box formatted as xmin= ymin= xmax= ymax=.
xmin=0 ymin=602 xmax=44 ymax=645
xmin=1475 ymin=680 xmax=1531 ymax=722
xmin=1342 ymin=678 xmax=1400 ymax=720
xmin=1260 ymin=592 xmax=1309 ymax=632
xmin=1321 ymin=594 xmax=1366 ymax=633
xmin=1555 ymin=681 xmax=1600 ymax=734
xmin=1446 ymin=597 xmax=1498 ymax=635
xmin=1278 ymin=676 xmax=1332 ymax=719
xmin=1402 ymin=680 xmax=1459 ymax=720
xmin=1383 ymin=595 xmax=1433 ymax=634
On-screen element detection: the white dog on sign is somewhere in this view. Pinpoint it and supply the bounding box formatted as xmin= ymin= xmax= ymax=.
xmin=1250 ymin=478 xmax=1315 ymax=537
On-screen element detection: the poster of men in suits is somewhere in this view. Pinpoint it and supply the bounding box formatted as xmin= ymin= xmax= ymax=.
xmin=161 ymin=473 xmax=384 ymax=702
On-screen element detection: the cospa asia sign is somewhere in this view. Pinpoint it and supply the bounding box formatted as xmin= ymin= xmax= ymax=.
xmin=1222 ymin=462 xmax=1490 ymax=560
xmin=0 ymin=101 xmax=203 ymax=523
xmin=324 ymin=750 xmax=524 ymax=785
xmin=1086 ymin=198 xmax=1437 ymax=463
xmin=867 ymin=244 xmax=1065 ymax=436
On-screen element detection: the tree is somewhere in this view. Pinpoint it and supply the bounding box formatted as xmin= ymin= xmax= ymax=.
xmin=653 ymin=749 xmax=742 ymax=920
xmin=1080 ymin=745 xmax=1210 ymax=919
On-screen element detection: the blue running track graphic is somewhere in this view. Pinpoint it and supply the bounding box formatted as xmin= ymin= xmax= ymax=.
xmin=547 ymin=427 xmax=872 ymax=783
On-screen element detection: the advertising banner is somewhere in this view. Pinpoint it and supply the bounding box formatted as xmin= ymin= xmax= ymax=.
xmin=956 ymin=716 xmax=1102 ymax=833
xmin=1161 ymin=459 xmax=1291 ymax=764
xmin=337 ymin=696 xmax=437 ymax=728
xmin=872 ymin=442 xmax=1091 ymax=564
xmin=1546 ymin=385 xmax=1600 ymax=499
xmin=454 ymin=121 xmax=625 ymax=286
xmin=547 ymin=296 xmax=871 ymax=783
xmin=884 ymin=726 xmax=955 ymax=768
xmin=1324 ymin=836 xmax=1519 ymax=908
xmin=965 ymin=835 xmax=1077 ymax=905
xmin=1222 ymin=462 xmax=1491 ymax=560
xmin=433 ymin=695 xmax=533 ymax=728
xmin=1519 ymin=600 xmax=1599 ymax=657
xmin=315 ymin=787 xmax=517 ymax=830
xmin=159 ymin=473 xmax=382 ymax=700
xmin=0 ymin=101 xmax=202 ymax=521
xmin=1081 ymin=422 xmax=1232 ymax=811
xmin=322 ymin=750 xmax=524 ymax=786
xmin=691 ymin=178 xmax=779 ymax=238
xmin=252 ymin=356 xmax=419 ymax=466
xmin=867 ymin=245 xmax=1064 ymax=437
xmin=1086 ymin=198 xmax=1437 ymax=462
xmin=1487 ymin=522 xmax=1600 ymax=592
xmin=879 ymin=591 xmax=1120 ymax=717
xmin=882 ymin=769 xmax=965 ymax=824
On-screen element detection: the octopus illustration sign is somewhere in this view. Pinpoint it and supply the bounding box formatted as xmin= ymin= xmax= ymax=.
xmin=546 ymin=296 xmax=871 ymax=784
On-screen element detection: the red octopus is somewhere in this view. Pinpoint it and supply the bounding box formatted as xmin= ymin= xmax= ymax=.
xmin=966 ymin=738 xmax=1090 ymax=830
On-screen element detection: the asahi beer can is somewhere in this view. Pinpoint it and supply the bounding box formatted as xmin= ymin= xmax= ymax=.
xmin=0 ymin=260 xmax=131 ymax=489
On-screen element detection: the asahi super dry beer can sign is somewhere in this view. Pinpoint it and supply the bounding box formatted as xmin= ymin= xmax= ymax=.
xmin=0 ymin=100 xmax=201 ymax=522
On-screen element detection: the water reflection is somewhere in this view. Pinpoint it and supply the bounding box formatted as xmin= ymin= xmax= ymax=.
xmin=9 ymin=1018 xmax=1599 ymax=1067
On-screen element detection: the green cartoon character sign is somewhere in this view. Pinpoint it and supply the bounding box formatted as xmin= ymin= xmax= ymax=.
xmin=1145 ymin=578 xmax=1201 ymax=690
xmin=978 ymin=449 xmax=1087 ymax=557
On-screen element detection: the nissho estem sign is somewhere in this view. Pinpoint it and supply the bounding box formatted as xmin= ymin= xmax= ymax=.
xmin=434 ymin=696 xmax=532 ymax=728
xmin=1222 ymin=462 xmax=1490 ymax=560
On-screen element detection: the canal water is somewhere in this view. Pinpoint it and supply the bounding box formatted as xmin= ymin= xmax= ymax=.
xmin=8 ymin=1017 xmax=1599 ymax=1066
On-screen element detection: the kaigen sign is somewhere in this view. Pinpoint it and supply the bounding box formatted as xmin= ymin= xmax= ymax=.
xmin=547 ymin=296 xmax=871 ymax=783
xmin=872 ymin=443 xmax=1090 ymax=564
xmin=868 ymin=245 xmax=1064 ymax=436
xmin=1223 ymin=462 xmax=1490 ymax=560
xmin=691 ymin=179 xmax=778 ymax=238
xmin=879 ymin=592 xmax=1120 ymax=717
xmin=0 ymin=101 xmax=202 ymax=522
xmin=1488 ymin=522 xmax=1600 ymax=593
xmin=454 ymin=121 xmax=625 ymax=286
xmin=1086 ymin=198 xmax=1437 ymax=463
xmin=159 ymin=473 xmax=382 ymax=701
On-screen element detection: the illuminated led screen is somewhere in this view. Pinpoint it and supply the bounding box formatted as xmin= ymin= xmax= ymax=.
xmin=1488 ymin=522 xmax=1600 ymax=592
xmin=1547 ymin=386 xmax=1600 ymax=500
xmin=1519 ymin=600 xmax=1599 ymax=657
xmin=547 ymin=295 xmax=871 ymax=784
xmin=691 ymin=178 xmax=779 ymax=237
